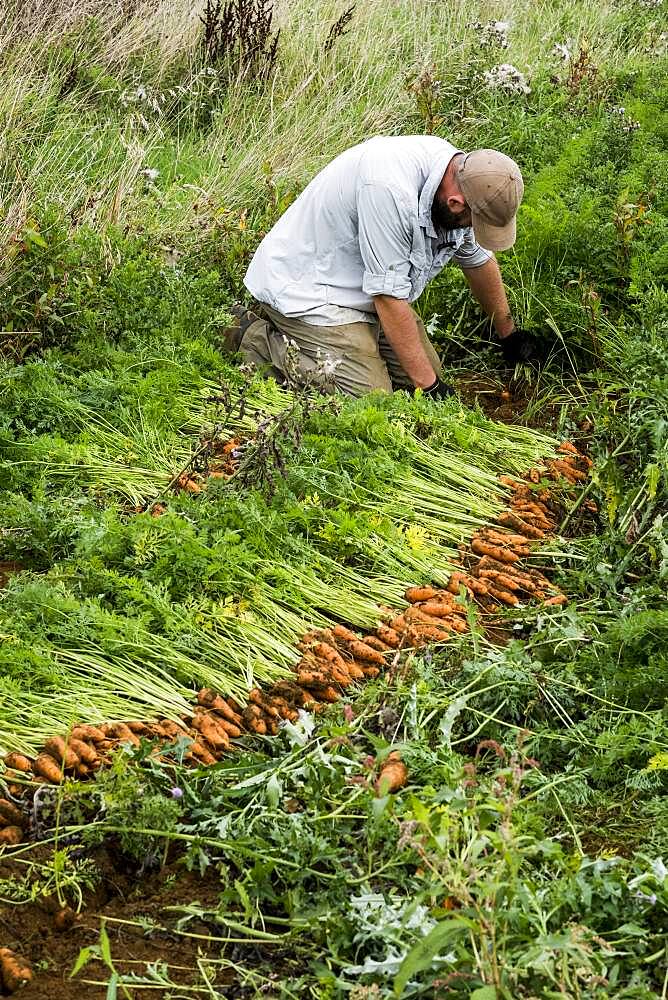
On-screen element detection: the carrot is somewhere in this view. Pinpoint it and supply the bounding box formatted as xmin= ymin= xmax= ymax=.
xmin=407 ymin=607 xmax=453 ymax=628
xmin=360 ymin=665 xmax=380 ymax=678
xmin=478 ymin=570 xmax=521 ymax=592
xmin=0 ymin=800 xmax=24 ymax=828
xmin=342 ymin=640 xmax=385 ymax=666
xmin=125 ymin=721 xmax=151 ymax=735
xmin=404 ymin=585 xmax=439 ymax=603
xmin=53 ymin=906 xmax=77 ymax=932
xmin=408 ymin=624 xmax=451 ymax=643
xmin=499 ymin=475 xmax=521 ymax=488
xmin=155 ymin=720 xmax=185 ymax=739
xmin=550 ymin=459 xmax=588 ymax=482
xmin=0 ymin=948 xmax=32 ymax=991
xmin=361 ymin=636 xmax=393 ymax=653
xmin=544 ymin=594 xmax=568 ymax=606
xmin=310 ymin=685 xmax=340 ymax=703
xmin=558 ymin=441 xmax=580 ymax=456
xmin=331 ymin=624 xmax=360 ymax=644
xmin=217 ymin=718 xmax=244 ymax=738
xmin=479 ymin=528 xmax=530 ymax=546
xmin=389 ymin=615 xmax=409 ymax=633
xmin=271 ymin=681 xmax=311 ymax=707
xmin=471 ymin=538 xmax=520 ymax=563
xmin=418 ymin=601 xmax=463 ymax=619
xmin=249 ymin=689 xmax=281 ymax=719
xmin=375 ymin=625 xmax=402 ymax=649
xmin=446 ymin=572 xmax=488 ymax=595
xmin=187 ymin=741 xmax=217 ymax=765
xmin=70 ymin=725 xmax=107 ymax=744
xmin=68 ymin=739 xmax=99 ymax=767
xmin=528 ymin=468 xmax=541 ymax=484
xmin=296 ymin=669 xmax=331 ymax=687
xmin=0 ymin=826 xmax=23 ymax=847
xmin=43 ymin=737 xmax=79 ymax=771
xmin=495 ymin=512 xmax=544 ymax=540
xmin=108 ymin=722 xmax=141 ymax=746
xmin=192 ymin=713 xmax=230 ymax=751
xmin=244 ymin=717 xmax=268 ymax=736
xmin=486 ymin=586 xmax=519 ymax=607
xmin=33 ymin=754 xmax=63 ymax=784
xmin=375 ymin=752 xmax=407 ymax=794
xmin=3 ymin=753 xmax=32 ymax=774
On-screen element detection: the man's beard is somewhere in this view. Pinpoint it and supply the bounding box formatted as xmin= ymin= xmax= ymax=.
xmin=431 ymin=195 xmax=469 ymax=232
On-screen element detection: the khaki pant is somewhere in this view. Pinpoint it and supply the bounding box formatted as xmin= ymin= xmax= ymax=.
xmin=239 ymin=303 xmax=441 ymax=398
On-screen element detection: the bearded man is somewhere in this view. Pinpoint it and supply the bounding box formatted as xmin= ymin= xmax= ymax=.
xmin=230 ymin=135 xmax=539 ymax=397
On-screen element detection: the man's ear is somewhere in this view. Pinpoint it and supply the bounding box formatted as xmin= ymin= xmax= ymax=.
xmin=446 ymin=193 xmax=468 ymax=214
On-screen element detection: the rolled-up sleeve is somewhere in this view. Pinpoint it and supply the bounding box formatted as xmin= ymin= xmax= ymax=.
xmin=357 ymin=183 xmax=413 ymax=299
xmin=452 ymin=231 xmax=493 ymax=269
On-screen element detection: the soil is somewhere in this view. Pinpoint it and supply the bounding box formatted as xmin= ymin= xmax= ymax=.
xmin=0 ymin=846 xmax=227 ymax=998
xmin=0 ymin=564 xmax=22 ymax=591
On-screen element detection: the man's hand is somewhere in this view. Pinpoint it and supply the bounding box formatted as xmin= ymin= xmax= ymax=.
xmin=497 ymin=328 xmax=542 ymax=365
xmin=422 ymin=376 xmax=453 ymax=400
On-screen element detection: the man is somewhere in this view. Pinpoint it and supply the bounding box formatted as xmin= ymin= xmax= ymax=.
xmin=233 ymin=135 xmax=538 ymax=398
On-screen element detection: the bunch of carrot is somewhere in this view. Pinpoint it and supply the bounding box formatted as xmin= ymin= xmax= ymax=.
xmin=0 ymin=442 xmax=591 ymax=795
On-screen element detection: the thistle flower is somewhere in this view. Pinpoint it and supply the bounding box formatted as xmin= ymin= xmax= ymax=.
xmin=471 ymin=19 xmax=510 ymax=49
xmin=552 ymin=41 xmax=572 ymax=62
xmin=483 ymin=63 xmax=531 ymax=95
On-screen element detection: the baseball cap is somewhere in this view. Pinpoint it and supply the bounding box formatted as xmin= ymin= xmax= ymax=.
xmin=456 ymin=149 xmax=524 ymax=251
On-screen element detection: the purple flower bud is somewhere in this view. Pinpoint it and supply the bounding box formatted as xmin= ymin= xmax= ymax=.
xmin=170 ymin=786 xmax=183 ymax=799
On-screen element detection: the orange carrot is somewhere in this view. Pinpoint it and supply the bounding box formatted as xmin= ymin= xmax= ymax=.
xmin=375 ymin=752 xmax=407 ymax=794
xmin=192 ymin=713 xmax=230 ymax=751
xmin=375 ymin=625 xmax=402 ymax=649
xmin=343 ymin=641 xmax=385 ymax=666
xmin=486 ymin=586 xmax=519 ymax=607
xmin=361 ymin=636 xmax=393 ymax=653
xmin=43 ymin=737 xmax=79 ymax=770
xmin=495 ymin=513 xmax=544 ymax=540
xmin=471 ymin=539 xmax=520 ymax=563
xmin=3 ymin=753 xmax=32 ymax=774
xmin=418 ymin=601 xmax=463 ymax=619
xmin=310 ymin=685 xmax=340 ymax=703
xmin=34 ymin=754 xmax=63 ymax=784
xmin=0 ymin=948 xmax=32 ymax=991
xmin=478 ymin=569 xmax=521 ymax=592
xmin=557 ymin=441 xmax=581 ymax=456
xmin=544 ymin=594 xmax=568 ymax=606
xmin=187 ymin=741 xmax=217 ymax=765
xmin=70 ymin=725 xmax=106 ymax=744
xmin=446 ymin=572 xmax=489 ymax=595
xmin=67 ymin=739 xmax=99 ymax=767
xmin=0 ymin=800 xmax=24 ymax=828
xmin=0 ymin=826 xmax=23 ymax=847
xmin=404 ymin=586 xmax=439 ymax=603
xmin=389 ymin=615 xmax=409 ymax=633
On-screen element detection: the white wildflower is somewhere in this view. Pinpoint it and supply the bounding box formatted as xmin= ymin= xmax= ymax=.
xmin=484 ymin=63 xmax=531 ymax=95
xmin=141 ymin=167 xmax=160 ymax=182
xmin=552 ymin=41 xmax=572 ymax=61
xmin=135 ymin=84 xmax=147 ymax=100
xmin=472 ymin=18 xmax=510 ymax=49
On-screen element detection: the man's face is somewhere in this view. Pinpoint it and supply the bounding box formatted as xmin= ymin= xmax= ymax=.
xmin=431 ymin=193 xmax=472 ymax=232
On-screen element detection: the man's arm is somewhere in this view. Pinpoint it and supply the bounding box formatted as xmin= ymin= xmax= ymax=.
xmin=462 ymin=257 xmax=515 ymax=338
xmin=373 ymin=295 xmax=438 ymax=388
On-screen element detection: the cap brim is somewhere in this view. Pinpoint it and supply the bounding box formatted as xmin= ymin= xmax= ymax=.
xmin=472 ymin=213 xmax=516 ymax=251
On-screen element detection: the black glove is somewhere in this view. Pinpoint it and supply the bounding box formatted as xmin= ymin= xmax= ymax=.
xmin=422 ymin=376 xmax=454 ymax=400
xmin=497 ymin=328 xmax=542 ymax=365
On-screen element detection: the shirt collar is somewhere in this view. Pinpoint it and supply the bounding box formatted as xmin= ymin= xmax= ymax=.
xmin=418 ymin=148 xmax=463 ymax=238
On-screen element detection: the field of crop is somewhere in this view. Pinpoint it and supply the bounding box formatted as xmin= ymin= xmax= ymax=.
xmin=1 ymin=0 xmax=667 ymax=996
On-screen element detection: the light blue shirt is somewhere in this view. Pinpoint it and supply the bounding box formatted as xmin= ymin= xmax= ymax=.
xmin=244 ymin=135 xmax=492 ymax=325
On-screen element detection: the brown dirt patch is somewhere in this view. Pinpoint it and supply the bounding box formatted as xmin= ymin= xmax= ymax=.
xmin=0 ymin=847 xmax=225 ymax=999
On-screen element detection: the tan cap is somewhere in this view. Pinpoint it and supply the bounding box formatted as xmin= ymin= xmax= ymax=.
xmin=456 ymin=149 xmax=524 ymax=251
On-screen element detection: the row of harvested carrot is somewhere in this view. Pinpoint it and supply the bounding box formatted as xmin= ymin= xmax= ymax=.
xmin=0 ymin=443 xmax=592 ymax=839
